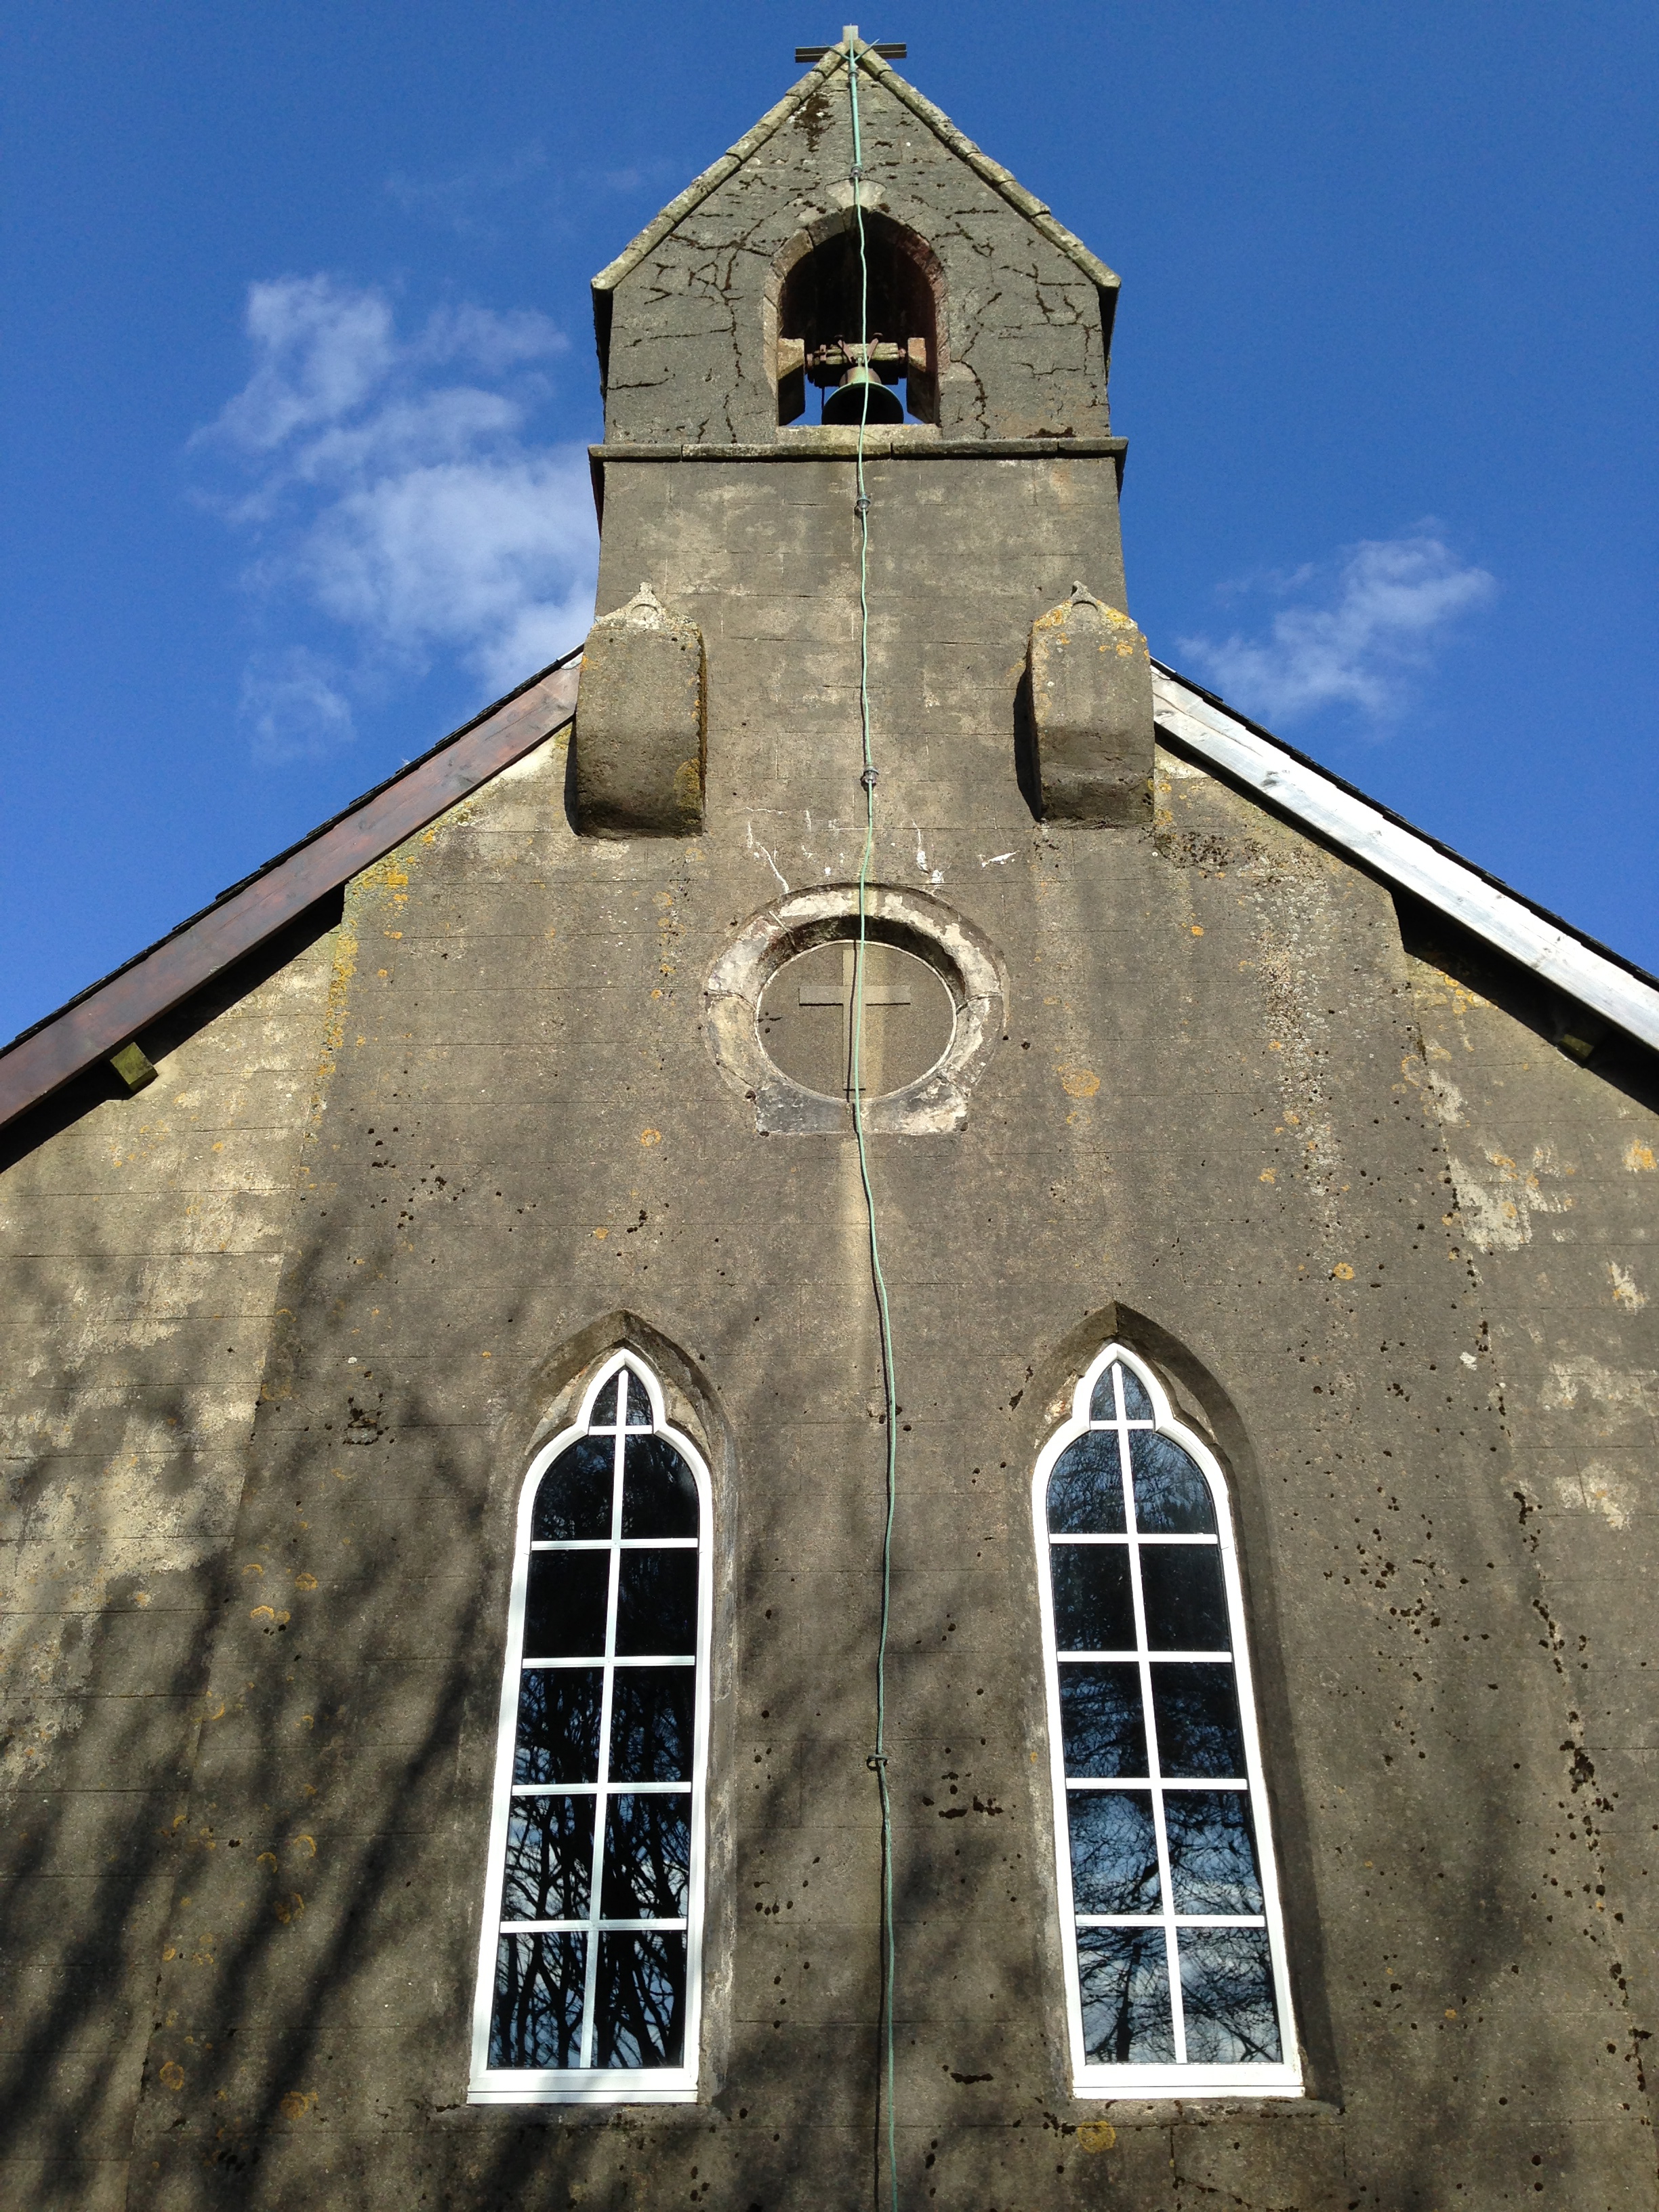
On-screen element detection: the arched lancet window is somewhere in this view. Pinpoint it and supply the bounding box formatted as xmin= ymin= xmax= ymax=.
xmin=1033 ymin=1345 xmax=1300 ymax=2097
xmin=469 ymin=1352 xmax=710 ymax=2104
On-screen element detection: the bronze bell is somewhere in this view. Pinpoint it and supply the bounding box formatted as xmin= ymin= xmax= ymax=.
xmin=822 ymin=363 xmax=905 ymax=426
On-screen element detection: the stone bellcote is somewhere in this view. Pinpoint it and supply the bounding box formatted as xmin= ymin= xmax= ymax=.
xmin=591 ymin=39 xmax=1121 ymax=445
xmin=578 ymin=38 xmax=1153 ymax=836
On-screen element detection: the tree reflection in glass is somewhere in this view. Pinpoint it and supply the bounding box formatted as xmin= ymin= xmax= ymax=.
xmin=1039 ymin=1349 xmax=1292 ymax=2085
xmin=1077 ymin=1927 xmax=1174 ymax=2063
xmin=480 ymin=1357 xmax=705 ymax=2085
xmin=1180 ymin=1929 xmax=1282 ymax=2062
xmin=491 ymin=1932 xmax=585 ymax=2069
xmin=596 ymin=1931 xmax=687 ymax=2068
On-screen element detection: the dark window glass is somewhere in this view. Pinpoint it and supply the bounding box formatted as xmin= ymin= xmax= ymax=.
xmin=615 ymin=1551 xmax=697 ymax=1655
xmin=1179 ymin=1928 xmax=1282 ymax=2063
xmin=1150 ymin=1664 xmax=1245 ymax=1778
xmin=600 ymin=1793 xmax=691 ymax=1919
xmin=1140 ymin=1545 xmax=1228 ymax=1650
xmin=1076 ymin=1927 xmax=1174 ymax=2064
xmin=533 ymin=1435 xmax=615 ymax=1541
xmin=1043 ymin=1359 xmax=1290 ymax=2078
xmin=609 ymin=1666 xmax=693 ymax=1782
xmin=621 ymin=1436 xmax=699 ymax=1538
xmin=1067 ymin=1790 xmax=1161 ymax=1915
xmin=486 ymin=1359 xmax=705 ymax=2080
xmin=501 ymin=1798 xmax=594 ymax=1923
xmin=1090 ymin=1359 xmax=1153 ymax=1421
xmin=1046 ymin=1430 xmax=1126 ymax=1534
xmin=1164 ymin=1791 xmax=1263 ymax=1915
xmin=590 ymin=1376 xmax=620 ymax=1426
xmin=514 ymin=1667 xmax=603 ymax=1784
xmin=594 ymin=1931 xmax=687 ymax=2069
xmin=524 ymin=1550 xmax=610 ymax=1658
xmin=1120 ymin=1364 xmax=1153 ymax=1420
xmin=490 ymin=1931 xmax=586 ymax=2069
xmin=1059 ymin=1663 xmax=1148 ymax=1778
xmin=1050 ymin=1544 xmax=1134 ymax=1650
xmin=1129 ymin=1432 xmax=1216 ymax=1534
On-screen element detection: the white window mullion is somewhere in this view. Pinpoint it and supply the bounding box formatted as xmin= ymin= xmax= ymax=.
xmin=577 ymin=1411 xmax=626 ymax=2070
xmin=1033 ymin=1345 xmax=1303 ymax=2100
xmin=471 ymin=1351 xmax=712 ymax=2104
xmin=1162 ymin=1921 xmax=1187 ymax=2065
xmin=1118 ymin=1373 xmax=1187 ymax=2066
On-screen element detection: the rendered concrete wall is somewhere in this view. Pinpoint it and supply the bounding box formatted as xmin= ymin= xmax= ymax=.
xmin=601 ymin=67 xmax=1112 ymax=445
xmin=0 ymin=909 xmax=345 ymax=2210
xmin=590 ymin=447 xmax=1130 ymax=836
xmin=30 ymin=554 xmax=1637 ymax=2210
xmin=1406 ymin=907 xmax=1659 ymax=2143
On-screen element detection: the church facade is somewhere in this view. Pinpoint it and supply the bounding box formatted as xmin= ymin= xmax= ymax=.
xmin=4 ymin=36 xmax=1658 ymax=2211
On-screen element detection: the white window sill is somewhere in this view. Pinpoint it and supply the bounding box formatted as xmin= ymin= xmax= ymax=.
xmin=1071 ymin=2064 xmax=1303 ymax=2100
xmin=468 ymin=2074 xmax=697 ymax=2105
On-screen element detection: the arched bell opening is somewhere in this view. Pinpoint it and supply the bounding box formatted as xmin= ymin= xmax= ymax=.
xmin=773 ymin=211 xmax=943 ymax=427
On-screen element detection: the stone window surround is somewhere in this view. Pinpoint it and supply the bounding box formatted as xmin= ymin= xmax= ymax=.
xmin=703 ymin=882 xmax=1006 ymax=1134
xmin=764 ymin=199 xmax=949 ymax=428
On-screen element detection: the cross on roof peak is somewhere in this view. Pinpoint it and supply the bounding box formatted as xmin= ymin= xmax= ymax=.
xmin=795 ymin=28 xmax=907 ymax=61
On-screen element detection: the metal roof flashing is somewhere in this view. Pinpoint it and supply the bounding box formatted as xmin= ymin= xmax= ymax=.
xmin=1151 ymin=663 xmax=1659 ymax=1057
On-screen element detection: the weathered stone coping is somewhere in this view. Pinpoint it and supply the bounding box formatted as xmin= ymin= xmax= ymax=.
xmin=590 ymin=435 xmax=1128 ymax=464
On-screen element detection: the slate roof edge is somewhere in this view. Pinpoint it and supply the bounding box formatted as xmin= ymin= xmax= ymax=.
xmin=1151 ymin=661 xmax=1659 ymax=1054
xmin=590 ymin=40 xmax=1119 ymax=302
xmin=0 ymin=649 xmax=583 ymax=1133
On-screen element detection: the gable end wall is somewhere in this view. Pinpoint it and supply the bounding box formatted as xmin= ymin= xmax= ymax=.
xmin=0 ymin=722 xmax=1646 ymax=2206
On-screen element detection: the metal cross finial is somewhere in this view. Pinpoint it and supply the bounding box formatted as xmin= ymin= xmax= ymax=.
xmin=795 ymin=29 xmax=907 ymax=60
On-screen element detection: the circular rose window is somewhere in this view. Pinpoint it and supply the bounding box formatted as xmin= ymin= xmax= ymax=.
xmin=705 ymin=886 xmax=1006 ymax=1136
xmin=757 ymin=936 xmax=956 ymax=1101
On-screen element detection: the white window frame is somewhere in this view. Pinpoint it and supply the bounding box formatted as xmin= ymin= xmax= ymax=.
xmin=1032 ymin=1343 xmax=1302 ymax=2098
xmin=468 ymin=1350 xmax=712 ymax=2104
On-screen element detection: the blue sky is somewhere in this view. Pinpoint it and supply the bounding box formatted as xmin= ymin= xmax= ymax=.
xmin=3 ymin=1 xmax=1655 ymax=1041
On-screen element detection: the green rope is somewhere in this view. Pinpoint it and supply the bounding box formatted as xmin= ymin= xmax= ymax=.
xmin=844 ymin=35 xmax=901 ymax=2212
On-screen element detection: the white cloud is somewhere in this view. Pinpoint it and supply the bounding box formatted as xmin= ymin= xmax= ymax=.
xmin=385 ymin=144 xmax=550 ymax=241
xmin=384 ymin=143 xmax=679 ymax=243
xmin=211 ymin=276 xmax=398 ymax=454
xmin=238 ymin=649 xmax=356 ymax=764
xmin=1178 ymin=531 xmax=1496 ymax=725
xmin=197 ymin=274 xmax=595 ymax=757
xmin=302 ymin=450 xmax=599 ymax=697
